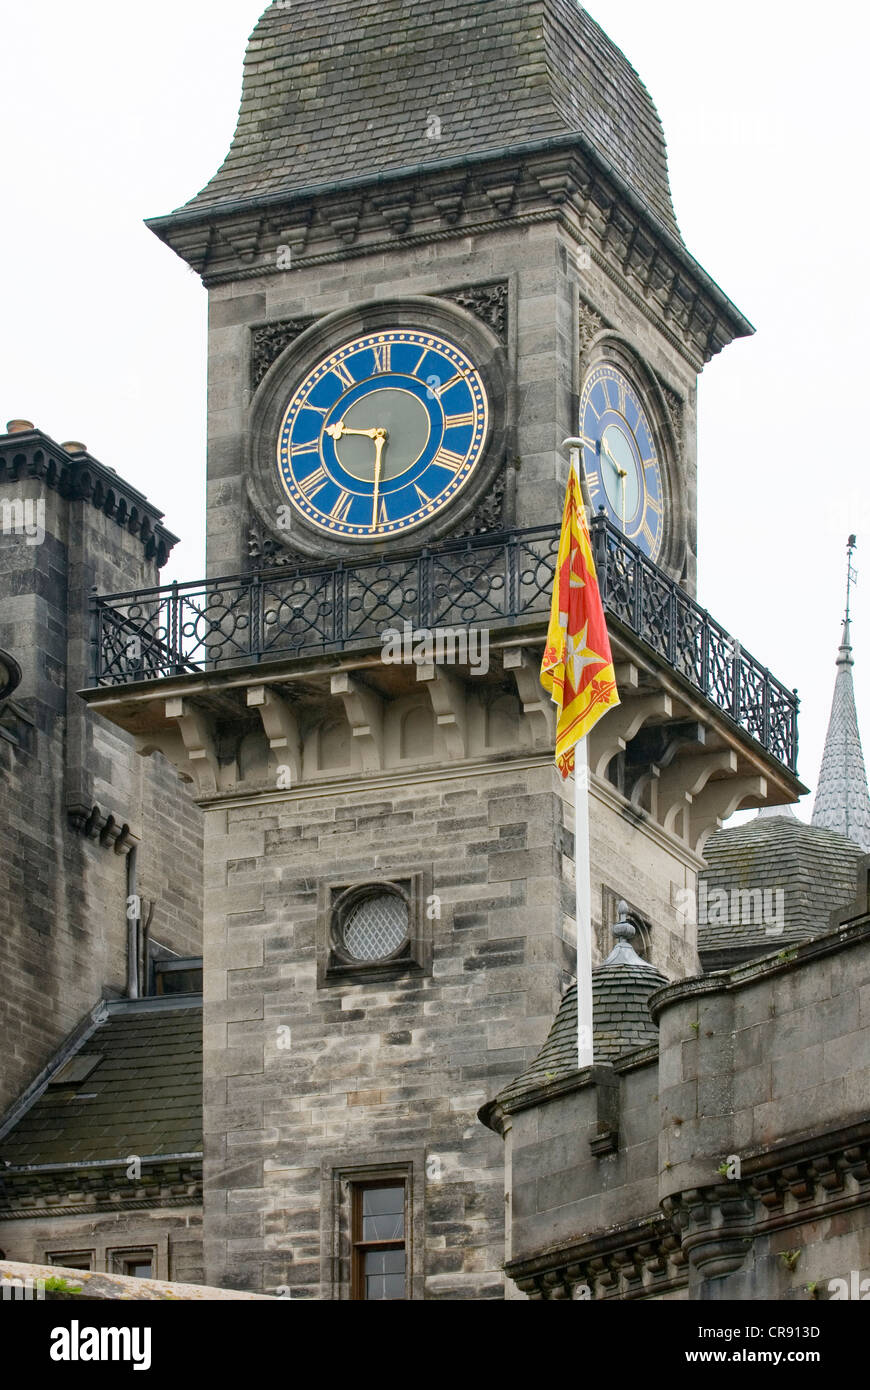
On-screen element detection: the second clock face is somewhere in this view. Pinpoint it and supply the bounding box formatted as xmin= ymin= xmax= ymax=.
xmin=277 ymin=329 xmax=489 ymax=538
xmin=579 ymin=364 xmax=664 ymax=561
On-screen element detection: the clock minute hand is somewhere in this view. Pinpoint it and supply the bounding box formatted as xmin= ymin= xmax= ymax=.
xmin=601 ymin=437 xmax=627 ymax=478
xmin=371 ymin=428 xmax=386 ymax=528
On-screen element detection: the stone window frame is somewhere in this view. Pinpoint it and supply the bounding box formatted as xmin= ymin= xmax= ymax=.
xmin=42 ymin=1234 xmax=168 ymax=1280
xmin=316 ymin=869 xmax=433 ymax=988
xmin=321 ymin=1154 xmax=426 ymax=1301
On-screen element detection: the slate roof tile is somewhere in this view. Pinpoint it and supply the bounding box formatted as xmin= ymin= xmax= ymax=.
xmin=0 ymin=1003 xmax=202 ymax=1169
xmin=177 ymin=0 xmax=681 ymax=240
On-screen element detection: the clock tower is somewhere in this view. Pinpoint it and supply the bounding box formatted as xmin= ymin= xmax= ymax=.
xmin=86 ymin=0 xmax=804 ymax=1298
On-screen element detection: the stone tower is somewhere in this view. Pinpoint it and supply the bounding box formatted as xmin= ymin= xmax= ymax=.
xmin=84 ymin=1 xmax=805 ymax=1297
xmin=0 ymin=424 xmax=202 ymax=1115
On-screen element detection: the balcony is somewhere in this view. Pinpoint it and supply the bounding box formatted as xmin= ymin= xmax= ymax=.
xmin=88 ymin=515 xmax=798 ymax=776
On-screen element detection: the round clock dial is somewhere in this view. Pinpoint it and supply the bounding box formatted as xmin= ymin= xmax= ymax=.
xmin=277 ymin=330 xmax=489 ymax=538
xmin=579 ymin=364 xmax=664 ymax=561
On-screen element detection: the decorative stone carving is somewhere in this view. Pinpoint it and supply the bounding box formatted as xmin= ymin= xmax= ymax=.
xmin=578 ymin=297 xmax=605 ymax=353
xmin=438 ymin=281 xmax=508 ymax=345
xmin=451 ymin=466 xmax=507 ymax=537
xmin=251 ymin=318 xmax=313 ymax=390
xmin=659 ymin=382 xmax=684 ymax=453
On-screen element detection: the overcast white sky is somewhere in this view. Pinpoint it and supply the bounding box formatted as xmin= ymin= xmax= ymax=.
xmin=1 ymin=1 xmax=867 ymax=814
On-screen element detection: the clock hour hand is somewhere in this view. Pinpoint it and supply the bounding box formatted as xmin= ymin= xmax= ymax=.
xmin=325 ymin=422 xmax=386 ymax=442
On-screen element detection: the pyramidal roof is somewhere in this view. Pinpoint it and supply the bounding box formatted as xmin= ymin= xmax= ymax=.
xmin=812 ymin=617 xmax=870 ymax=853
xmin=177 ymin=0 xmax=681 ymax=239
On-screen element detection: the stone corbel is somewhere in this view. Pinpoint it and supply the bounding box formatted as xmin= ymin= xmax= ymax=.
xmin=329 ymin=673 xmax=383 ymax=771
xmin=216 ymin=215 xmax=264 ymax=264
xmin=166 ymin=225 xmax=212 ymax=275
xmin=503 ymin=648 xmax=555 ymax=749
xmin=688 ymin=775 xmax=768 ymax=855
xmin=480 ymin=167 xmax=521 ymax=216
xmin=416 ymin=665 xmax=467 ymax=759
xmin=656 ymin=750 xmax=738 ymax=836
xmin=588 ymin=692 xmax=673 ymax=779
xmin=246 ymin=685 xmax=302 ymax=783
xmin=164 ymin=697 xmax=220 ymax=795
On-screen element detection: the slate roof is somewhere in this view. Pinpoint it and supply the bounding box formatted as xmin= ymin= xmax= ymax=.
xmin=812 ymin=622 xmax=870 ymax=853
xmin=178 ymin=0 xmax=681 ymax=240
xmin=698 ymin=811 xmax=866 ymax=966
xmin=0 ymin=1000 xmax=202 ymax=1169
xmin=493 ymin=933 xmax=667 ymax=1106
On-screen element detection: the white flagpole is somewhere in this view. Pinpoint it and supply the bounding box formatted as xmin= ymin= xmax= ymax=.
xmin=574 ymin=736 xmax=594 ymax=1068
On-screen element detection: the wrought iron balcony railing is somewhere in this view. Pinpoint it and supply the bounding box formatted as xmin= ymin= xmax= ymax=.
xmin=89 ymin=516 xmax=799 ymax=772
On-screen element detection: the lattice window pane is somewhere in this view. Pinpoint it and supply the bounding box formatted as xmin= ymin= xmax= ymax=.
xmin=343 ymin=893 xmax=408 ymax=961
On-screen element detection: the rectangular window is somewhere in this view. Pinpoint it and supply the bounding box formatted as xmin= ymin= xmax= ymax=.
xmin=351 ymin=1182 xmax=407 ymax=1301
xmin=110 ymin=1250 xmax=155 ymax=1279
xmin=47 ymin=1251 xmax=94 ymax=1271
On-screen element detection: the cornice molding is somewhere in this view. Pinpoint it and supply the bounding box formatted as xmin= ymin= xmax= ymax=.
xmin=154 ymin=146 xmax=751 ymax=368
xmin=0 ymin=431 xmax=178 ymax=568
xmin=506 ymin=1123 xmax=870 ymax=1299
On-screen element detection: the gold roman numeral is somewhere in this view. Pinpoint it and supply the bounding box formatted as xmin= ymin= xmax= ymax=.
xmin=414 ymin=484 xmax=431 ymax=507
xmin=378 ymin=498 xmax=388 ymax=525
xmin=640 ymin=520 xmax=657 ymax=549
xmin=329 ymin=490 xmax=353 ymax=522
xmin=298 ymin=465 xmax=329 ymax=498
xmin=372 ymin=343 xmax=392 ymax=372
xmin=618 ymin=381 xmax=627 ymax=414
xmin=584 ymin=467 xmax=602 ymax=496
xmin=331 ymin=359 xmax=355 ymax=389
xmin=433 ymin=447 xmax=465 ymax=472
xmin=646 ymin=494 xmax=662 ymax=514
xmin=444 ymin=411 xmax=474 ymax=428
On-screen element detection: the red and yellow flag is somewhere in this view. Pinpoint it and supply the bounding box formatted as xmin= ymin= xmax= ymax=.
xmin=540 ymin=465 xmax=620 ymax=778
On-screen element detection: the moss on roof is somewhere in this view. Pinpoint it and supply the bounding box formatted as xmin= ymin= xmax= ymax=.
xmin=0 ymin=1003 xmax=202 ymax=1169
xmin=178 ymin=0 xmax=681 ymax=240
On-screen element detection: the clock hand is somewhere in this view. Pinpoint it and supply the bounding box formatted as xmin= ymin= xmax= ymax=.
xmin=600 ymin=436 xmax=628 ymax=478
xmin=325 ymin=422 xmax=384 ymax=441
xmin=372 ymin=430 xmax=386 ymax=529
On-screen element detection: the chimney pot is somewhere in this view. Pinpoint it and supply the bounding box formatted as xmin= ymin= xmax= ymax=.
xmin=6 ymin=419 xmax=35 ymax=434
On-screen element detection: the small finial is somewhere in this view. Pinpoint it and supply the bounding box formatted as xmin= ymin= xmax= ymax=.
xmin=612 ymin=901 xmax=636 ymax=943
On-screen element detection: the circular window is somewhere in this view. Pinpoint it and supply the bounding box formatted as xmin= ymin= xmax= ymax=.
xmin=342 ymin=892 xmax=409 ymax=962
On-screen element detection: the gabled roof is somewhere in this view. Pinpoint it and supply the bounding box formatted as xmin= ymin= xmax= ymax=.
xmin=176 ymin=0 xmax=681 ymax=240
xmin=0 ymin=998 xmax=202 ymax=1171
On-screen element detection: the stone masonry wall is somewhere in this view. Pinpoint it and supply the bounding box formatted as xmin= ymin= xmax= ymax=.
xmin=202 ymin=760 xmax=574 ymax=1298
xmin=0 ymin=471 xmax=202 ymax=1115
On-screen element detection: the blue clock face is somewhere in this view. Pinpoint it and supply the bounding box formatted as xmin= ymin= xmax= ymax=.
xmin=277 ymin=329 xmax=489 ymax=538
xmin=579 ymin=365 xmax=664 ymax=561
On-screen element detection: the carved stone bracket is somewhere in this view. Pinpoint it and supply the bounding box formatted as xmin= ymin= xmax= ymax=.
xmin=416 ymin=664 xmax=467 ymax=759
xmin=688 ymin=774 xmax=767 ymax=855
xmin=588 ymin=692 xmax=673 ymax=779
xmin=329 ymin=673 xmax=383 ymax=771
xmin=503 ymin=648 xmax=556 ymax=749
xmin=578 ymin=296 xmax=607 ymax=354
xmin=246 ymin=685 xmax=302 ymax=782
xmin=164 ymin=697 xmax=221 ymax=795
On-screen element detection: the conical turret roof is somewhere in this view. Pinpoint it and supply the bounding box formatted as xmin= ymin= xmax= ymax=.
xmin=812 ymin=617 xmax=870 ymax=853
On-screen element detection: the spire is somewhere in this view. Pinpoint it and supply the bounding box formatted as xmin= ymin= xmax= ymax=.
xmin=812 ymin=537 xmax=870 ymax=852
